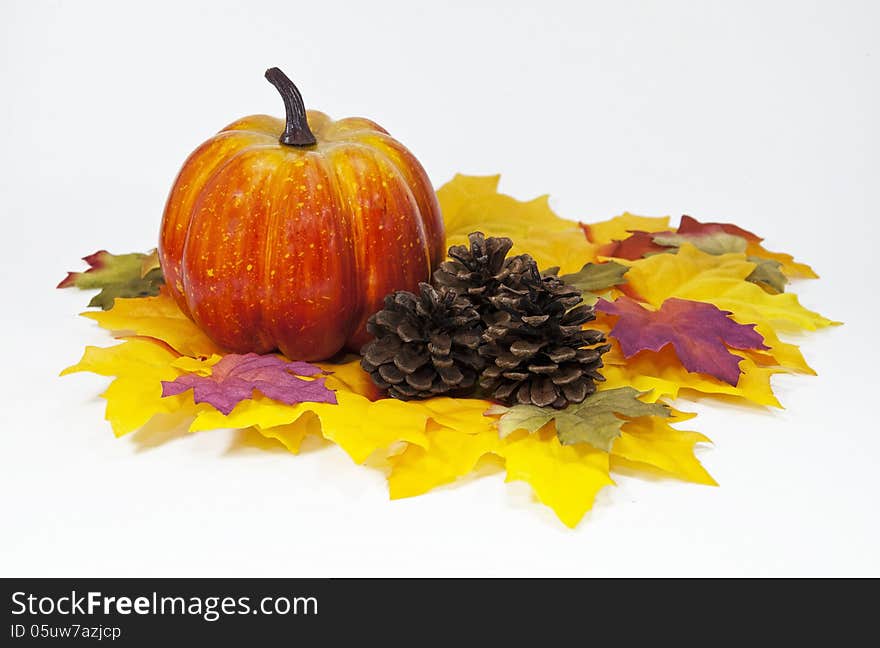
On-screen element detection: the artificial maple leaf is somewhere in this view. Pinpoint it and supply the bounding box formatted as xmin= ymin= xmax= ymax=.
xmin=595 ymin=215 xmax=816 ymax=280
xmin=652 ymin=231 xmax=748 ymax=255
xmin=390 ymin=402 xmax=716 ymax=525
xmin=58 ymin=250 xmax=165 ymax=310
xmin=187 ymin=364 xmax=435 ymax=464
xmin=746 ymin=257 xmax=788 ymax=294
xmin=61 ymin=338 xmax=204 ymax=436
xmin=140 ymin=248 xmax=161 ymax=277
xmin=598 ymin=230 xmax=669 ymax=259
xmin=388 ymin=420 xmax=501 ymax=499
xmin=601 ymin=345 xmax=783 ymax=407
xmin=80 ymin=289 xmax=223 ymax=358
xmin=436 ymin=174 xmax=598 ymax=273
xmin=612 ymin=415 xmax=717 ymax=486
xmin=623 ymin=243 xmax=836 ymax=333
xmin=386 ymin=397 xmax=512 ymax=497
xmin=64 ymin=335 xmax=436 ymax=463
xmin=677 ymin=215 xmax=817 ymax=278
xmin=486 ymin=387 xmax=670 ymax=452
xmin=170 ymin=353 xmax=222 ymax=376
xmin=257 ymin=412 xmax=323 ymax=455
xmin=581 ymin=213 xmax=670 ymax=246
xmin=316 ymin=355 xmax=380 ymax=399
xmin=676 ymin=214 xmax=758 ymax=241
xmin=603 ymin=231 xmax=786 ymax=293
xmin=599 ymin=228 xmax=750 ymax=261
xmin=599 ymin=246 xmax=819 ymax=402
xmin=739 ymin=323 xmax=813 ymax=374
xmin=161 ymin=353 xmax=336 ymax=415
xmin=194 ymin=394 xmax=503 ymax=466
xmin=557 ymin=261 xmax=629 ymax=296
xmin=596 ymin=296 xmax=769 ymax=386
xmin=501 ymin=426 xmax=613 ymax=528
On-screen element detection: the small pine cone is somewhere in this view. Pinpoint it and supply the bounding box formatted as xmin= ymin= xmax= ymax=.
xmin=479 ymin=262 xmax=611 ymax=409
xmin=433 ymin=232 xmax=533 ymax=311
xmin=361 ymin=283 xmax=485 ymax=400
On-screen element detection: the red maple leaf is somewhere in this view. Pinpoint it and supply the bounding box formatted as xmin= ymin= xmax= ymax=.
xmin=595 ymin=296 xmax=769 ymax=385
xmin=598 ymin=231 xmax=670 ymax=260
xmin=676 ymin=215 xmax=761 ymax=242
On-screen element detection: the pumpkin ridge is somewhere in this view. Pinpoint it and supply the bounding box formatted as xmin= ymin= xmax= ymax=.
xmin=324 ymin=141 xmax=432 ymax=351
xmin=315 ymin=150 xmax=363 ymax=347
xmin=179 ymin=143 xmax=281 ymax=352
xmin=259 ymin=155 xmax=285 ymax=354
xmin=322 ymin=144 xmax=374 ymax=348
xmin=346 ymin=130 xmax=444 ymax=266
xmin=261 ymin=150 xmax=355 ymax=359
xmin=161 ymin=131 xmax=274 ymax=318
xmin=358 ymin=142 xmax=432 ymax=270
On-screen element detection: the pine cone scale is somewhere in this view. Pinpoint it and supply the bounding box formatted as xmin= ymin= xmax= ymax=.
xmin=471 ymin=233 xmax=610 ymax=409
xmin=361 ymin=282 xmax=485 ymax=400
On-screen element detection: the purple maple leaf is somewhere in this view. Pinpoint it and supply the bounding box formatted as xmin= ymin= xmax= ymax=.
xmin=161 ymin=353 xmax=337 ymax=415
xmin=595 ymin=296 xmax=769 ymax=386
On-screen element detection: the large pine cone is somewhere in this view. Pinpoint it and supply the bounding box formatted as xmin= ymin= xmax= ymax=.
xmin=360 ymin=283 xmax=484 ymax=400
xmin=479 ymin=262 xmax=610 ymax=409
xmin=433 ymin=232 xmax=533 ymax=310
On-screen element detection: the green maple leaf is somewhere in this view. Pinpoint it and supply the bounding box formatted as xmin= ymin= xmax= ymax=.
xmin=746 ymin=257 xmax=788 ymax=294
xmin=58 ymin=250 xmax=164 ymax=310
xmin=487 ymin=387 xmax=670 ymax=452
xmin=652 ymin=231 xmax=748 ymax=256
xmin=542 ymin=261 xmax=628 ymax=304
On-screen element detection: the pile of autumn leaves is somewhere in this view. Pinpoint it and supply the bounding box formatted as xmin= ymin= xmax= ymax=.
xmin=59 ymin=175 xmax=836 ymax=528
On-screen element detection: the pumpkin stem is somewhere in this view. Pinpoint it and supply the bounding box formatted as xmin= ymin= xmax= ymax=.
xmin=265 ymin=67 xmax=317 ymax=147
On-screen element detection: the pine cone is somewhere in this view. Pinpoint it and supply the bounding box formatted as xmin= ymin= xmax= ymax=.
xmin=361 ymin=283 xmax=485 ymax=400
xmin=479 ymin=261 xmax=611 ymax=409
xmin=433 ymin=232 xmax=533 ymax=310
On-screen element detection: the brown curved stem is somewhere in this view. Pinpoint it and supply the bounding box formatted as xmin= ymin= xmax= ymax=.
xmin=264 ymin=67 xmax=317 ymax=147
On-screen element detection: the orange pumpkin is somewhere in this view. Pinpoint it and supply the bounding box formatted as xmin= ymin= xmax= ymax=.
xmin=159 ymin=68 xmax=444 ymax=361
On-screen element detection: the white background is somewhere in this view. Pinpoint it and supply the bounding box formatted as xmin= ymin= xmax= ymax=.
xmin=1 ymin=0 xmax=877 ymax=577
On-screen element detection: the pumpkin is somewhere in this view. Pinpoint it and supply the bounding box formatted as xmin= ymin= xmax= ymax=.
xmin=159 ymin=68 xmax=444 ymax=361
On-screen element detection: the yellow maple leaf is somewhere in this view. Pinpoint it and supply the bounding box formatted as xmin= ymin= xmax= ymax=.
xmin=257 ymin=412 xmax=322 ymax=454
xmin=582 ymin=212 xmax=671 ymax=246
xmin=140 ymin=248 xmax=161 ymax=277
xmin=612 ymin=416 xmax=717 ymax=485
xmin=624 ymin=244 xmax=837 ymax=333
xmin=745 ymin=240 xmax=817 ymax=279
xmin=317 ymin=356 xmax=380 ymax=398
xmin=189 ymin=391 xmax=431 ymax=464
xmin=601 ymin=344 xmax=782 ymax=407
xmin=748 ymin=325 xmax=814 ymax=375
xmin=417 ymin=397 xmax=498 ymax=432
xmin=171 ymin=354 xmax=223 ymax=375
xmin=388 ymin=420 xmax=502 ymax=499
xmin=500 ymin=426 xmax=613 ymax=528
xmin=391 ymin=403 xmax=716 ymax=527
xmin=436 ymin=174 xmax=597 ymax=273
xmin=81 ymin=289 xmax=222 ymax=358
xmin=61 ymin=338 xmax=203 ymax=436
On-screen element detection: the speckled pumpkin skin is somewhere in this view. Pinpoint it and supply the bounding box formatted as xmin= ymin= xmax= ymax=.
xmin=159 ymin=111 xmax=444 ymax=361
